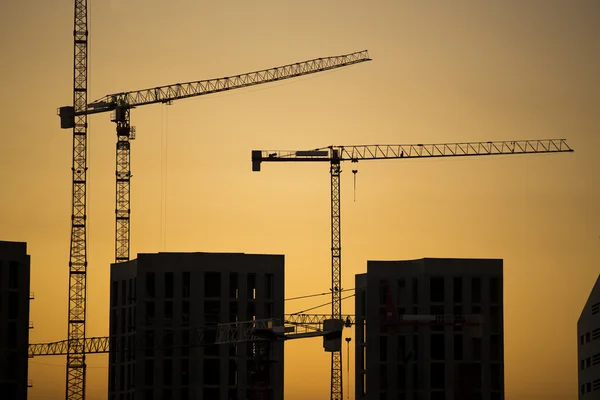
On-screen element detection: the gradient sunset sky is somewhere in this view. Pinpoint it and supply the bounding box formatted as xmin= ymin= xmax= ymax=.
xmin=1 ymin=1 xmax=599 ymax=399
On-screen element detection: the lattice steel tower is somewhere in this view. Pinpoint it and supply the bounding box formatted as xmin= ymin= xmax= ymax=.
xmin=65 ymin=1 xmax=88 ymax=399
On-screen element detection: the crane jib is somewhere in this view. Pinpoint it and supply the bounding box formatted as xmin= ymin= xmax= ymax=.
xmin=251 ymin=140 xmax=573 ymax=172
xmin=57 ymin=50 xmax=371 ymax=129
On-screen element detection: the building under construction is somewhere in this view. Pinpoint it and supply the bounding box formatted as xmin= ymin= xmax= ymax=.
xmin=108 ymin=251 xmax=285 ymax=400
xmin=355 ymin=258 xmax=504 ymax=400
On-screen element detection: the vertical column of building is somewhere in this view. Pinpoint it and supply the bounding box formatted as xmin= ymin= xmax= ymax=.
xmin=179 ymin=270 xmax=191 ymax=400
xmin=140 ymin=263 xmax=193 ymax=400
xmin=256 ymin=266 xmax=282 ymax=400
xmin=237 ymin=269 xmax=250 ymax=399
xmin=161 ymin=270 xmax=174 ymax=399
xmin=28 ymin=279 xmax=34 ymax=390
xmin=270 ymin=258 xmax=285 ymax=400
xmin=108 ymin=267 xmax=137 ymax=400
xmin=354 ymin=278 xmax=366 ymax=400
xmin=487 ymin=274 xmax=504 ymax=397
xmin=130 ymin=276 xmax=137 ymax=396
xmin=226 ymin=269 xmax=241 ymax=400
xmin=244 ymin=270 xmax=260 ymax=400
xmin=427 ymin=275 xmax=445 ymax=398
xmin=379 ymin=278 xmax=389 ymax=397
xmin=466 ymin=275 xmax=481 ymax=396
xmin=234 ymin=256 xmax=284 ymax=400
xmin=383 ymin=276 xmax=408 ymax=398
xmin=409 ymin=274 xmax=422 ymax=397
xmin=199 ymin=269 xmax=219 ymax=398
xmin=450 ymin=276 xmax=462 ymax=400
xmin=365 ymin=273 xmax=380 ymax=400
xmin=425 ymin=271 xmax=464 ymax=399
xmin=220 ymin=269 xmax=234 ymax=400
xmin=454 ymin=274 xmax=478 ymax=399
xmin=393 ymin=276 xmax=413 ymax=398
xmin=108 ymin=279 xmax=116 ymax=399
xmin=454 ymin=270 xmax=503 ymax=400
xmin=140 ymin=267 xmax=157 ymax=400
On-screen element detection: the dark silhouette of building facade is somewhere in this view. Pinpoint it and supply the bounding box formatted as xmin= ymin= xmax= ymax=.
xmin=0 ymin=241 xmax=32 ymax=400
xmin=108 ymin=251 xmax=284 ymax=400
xmin=577 ymin=274 xmax=600 ymax=398
xmin=355 ymin=258 xmax=504 ymax=400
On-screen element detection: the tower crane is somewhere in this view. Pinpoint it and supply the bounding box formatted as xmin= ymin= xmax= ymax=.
xmin=59 ymin=2 xmax=370 ymax=392
xmin=251 ymin=138 xmax=573 ymax=400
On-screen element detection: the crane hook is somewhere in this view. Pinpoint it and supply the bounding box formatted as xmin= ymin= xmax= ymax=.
xmin=352 ymin=170 xmax=358 ymax=202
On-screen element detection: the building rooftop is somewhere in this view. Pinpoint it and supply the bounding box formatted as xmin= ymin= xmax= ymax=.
xmin=0 ymin=240 xmax=28 ymax=253
xmin=578 ymin=274 xmax=600 ymax=324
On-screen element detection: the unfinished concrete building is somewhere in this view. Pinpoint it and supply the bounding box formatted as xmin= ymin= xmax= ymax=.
xmin=108 ymin=251 xmax=285 ymax=400
xmin=0 ymin=241 xmax=32 ymax=400
xmin=355 ymin=258 xmax=504 ymax=400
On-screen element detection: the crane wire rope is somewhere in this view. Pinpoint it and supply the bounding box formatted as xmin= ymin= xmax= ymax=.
xmin=285 ymin=288 xmax=354 ymax=301
xmin=31 ymin=360 xmax=107 ymax=369
xmin=164 ymin=105 xmax=169 ymax=251
xmin=289 ymin=293 xmax=355 ymax=315
xmin=346 ymin=337 xmax=351 ymax=400
xmin=86 ymin=0 xmax=92 ymax=260
xmin=160 ymin=103 xmax=170 ymax=251
xmin=352 ymin=169 xmax=358 ymax=202
xmin=160 ymin=104 xmax=163 ymax=250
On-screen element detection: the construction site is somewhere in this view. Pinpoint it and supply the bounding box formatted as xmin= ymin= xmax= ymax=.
xmin=1 ymin=1 xmax=597 ymax=400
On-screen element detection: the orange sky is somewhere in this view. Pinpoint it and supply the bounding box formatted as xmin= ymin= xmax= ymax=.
xmin=1 ymin=1 xmax=599 ymax=399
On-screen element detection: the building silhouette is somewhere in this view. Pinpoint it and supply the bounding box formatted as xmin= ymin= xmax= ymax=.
xmin=355 ymin=258 xmax=504 ymax=400
xmin=0 ymin=241 xmax=32 ymax=400
xmin=577 ymin=274 xmax=600 ymax=398
xmin=108 ymin=251 xmax=284 ymax=400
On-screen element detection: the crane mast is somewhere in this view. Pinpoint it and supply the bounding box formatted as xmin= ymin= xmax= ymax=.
xmin=251 ymin=138 xmax=573 ymax=400
xmin=66 ymin=1 xmax=88 ymax=399
xmin=112 ymin=107 xmax=133 ymax=263
xmin=330 ymin=150 xmax=343 ymax=400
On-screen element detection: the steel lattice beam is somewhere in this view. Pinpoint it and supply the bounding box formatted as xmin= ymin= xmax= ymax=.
xmin=330 ymin=155 xmax=343 ymax=400
xmin=252 ymin=139 xmax=573 ymax=163
xmin=113 ymin=108 xmax=133 ymax=263
xmin=284 ymin=314 xmax=356 ymax=327
xmin=30 ymin=329 xmax=205 ymax=357
xmin=83 ymin=51 xmax=371 ymax=114
xmin=66 ymin=1 xmax=88 ymax=399
xmin=336 ymin=139 xmax=573 ymax=160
